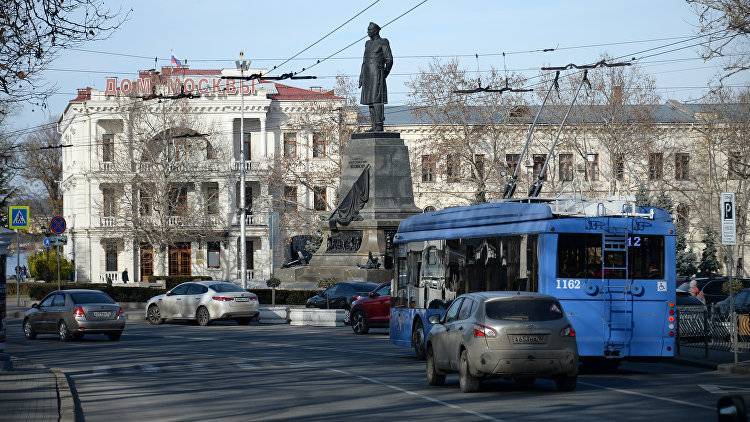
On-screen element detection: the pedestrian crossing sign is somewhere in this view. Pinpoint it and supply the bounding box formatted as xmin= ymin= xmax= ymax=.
xmin=8 ymin=205 xmax=30 ymax=230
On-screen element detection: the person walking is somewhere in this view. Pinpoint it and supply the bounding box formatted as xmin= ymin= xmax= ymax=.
xmin=121 ymin=268 xmax=129 ymax=284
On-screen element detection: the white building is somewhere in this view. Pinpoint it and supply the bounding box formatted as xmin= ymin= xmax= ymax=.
xmin=59 ymin=66 xmax=749 ymax=283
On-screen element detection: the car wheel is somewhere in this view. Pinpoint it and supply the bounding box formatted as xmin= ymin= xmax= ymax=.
xmin=196 ymin=306 xmax=211 ymax=326
xmin=412 ymin=320 xmax=426 ymax=360
xmin=147 ymin=305 xmax=164 ymax=325
xmin=426 ymin=346 xmax=446 ymax=386
xmin=459 ymin=350 xmax=480 ymax=393
xmin=555 ymin=375 xmax=577 ymax=392
xmin=235 ymin=318 xmax=252 ymax=326
xmin=107 ymin=332 xmax=122 ymax=341
xmin=23 ymin=319 xmax=36 ymax=340
xmin=58 ymin=321 xmax=73 ymax=342
xmin=513 ymin=377 xmax=536 ymax=387
xmin=351 ymin=311 xmax=369 ymax=335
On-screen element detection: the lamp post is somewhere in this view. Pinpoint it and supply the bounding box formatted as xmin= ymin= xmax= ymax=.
xmin=236 ymin=52 xmax=249 ymax=288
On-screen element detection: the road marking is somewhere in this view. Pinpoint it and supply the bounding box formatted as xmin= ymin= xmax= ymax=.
xmin=329 ymin=368 xmax=503 ymax=422
xmin=699 ymin=384 xmax=750 ymax=395
xmin=579 ymin=381 xmax=713 ymax=410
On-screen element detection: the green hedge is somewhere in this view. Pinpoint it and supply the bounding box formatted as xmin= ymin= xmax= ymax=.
xmin=248 ymin=289 xmax=317 ymax=306
xmin=20 ymin=283 xmax=166 ymax=303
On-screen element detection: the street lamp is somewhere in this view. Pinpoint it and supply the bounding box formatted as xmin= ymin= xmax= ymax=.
xmin=236 ymin=51 xmax=250 ymax=288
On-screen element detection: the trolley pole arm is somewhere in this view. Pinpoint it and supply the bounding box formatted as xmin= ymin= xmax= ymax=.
xmin=503 ymin=71 xmax=559 ymax=199
xmin=528 ymin=70 xmax=589 ymax=198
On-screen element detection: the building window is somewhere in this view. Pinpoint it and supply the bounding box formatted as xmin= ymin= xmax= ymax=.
xmin=284 ymin=132 xmax=297 ymax=158
xmin=649 ymin=153 xmax=663 ymax=180
xmin=284 ymin=185 xmax=298 ymax=211
xmin=207 ymin=241 xmax=221 ymax=269
xmin=505 ymin=153 xmax=520 ymax=174
xmin=676 ymin=203 xmax=690 ymax=230
xmin=235 ymin=182 xmax=253 ymax=215
xmin=473 ymin=154 xmax=485 ymax=180
xmin=586 ymin=153 xmax=599 ymax=182
xmin=675 ymin=153 xmax=690 ymax=180
xmin=312 ymin=133 xmax=326 ymax=158
xmin=204 ymin=182 xmax=219 ymax=215
xmin=421 ymin=155 xmax=435 ymax=182
xmin=532 ymin=154 xmax=547 ymax=180
xmin=236 ymin=239 xmax=254 ymax=270
xmin=728 ymin=151 xmax=746 ymax=180
xmin=102 ymin=187 xmax=116 ymax=217
xmin=169 ymin=184 xmax=189 ymax=216
xmin=105 ymin=242 xmax=118 ymax=272
xmin=313 ymin=186 xmax=327 ymax=211
xmin=446 ymin=154 xmax=461 ymax=182
xmin=242 ymin=133 xmax=251 ymax=161
xmin=613 ymin=154 xmax=625 ymax=181
xmin=102 ymin=134 xmax=114 ymax=162
xmin=559 ymin=153 xmax=574 ymax=181
xmin=139 ymin=188 xmax=152 ymax=216
xmin=206 ymin=141 xmax=216 ymax=160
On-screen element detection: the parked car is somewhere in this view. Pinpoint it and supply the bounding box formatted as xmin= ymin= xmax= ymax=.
xmin=305 ymin=281 xmax=379 ymax=311
xmin=23 ymin=289 xmax=126 ymax=341
xmin=350 ymin=282 xmax=391 ymax=334
xmin=426 ymin=292 xmax=578 ymax=393
xmin=713 ymin=288 xmax=750 ymax=319
xmin=675 ymin=288 xmax=708 ymax=343
xmin=145 ymin=281 xmax=258 ymax=326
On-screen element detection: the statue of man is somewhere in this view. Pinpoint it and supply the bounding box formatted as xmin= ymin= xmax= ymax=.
xmin=359 ymin=22 xmax=393 ymax=132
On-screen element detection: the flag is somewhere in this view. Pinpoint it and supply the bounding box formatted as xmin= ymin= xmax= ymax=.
xmin=171 ymin=55 xmax=182 ymax=67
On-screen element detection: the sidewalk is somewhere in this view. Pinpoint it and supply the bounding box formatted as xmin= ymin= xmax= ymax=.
xmin=675 ymin=344 xmax=750 ymax=374
xmin=0 ymin=359 xmax=68 ymax=422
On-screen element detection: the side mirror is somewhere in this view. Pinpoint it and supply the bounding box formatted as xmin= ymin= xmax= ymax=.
xmin=717 ymin=395 xmax=746 ymax=422
xmin=166 ymin=290 xmax=174 ymax=296
xmin=31 ymin=303 xmax=39 ymax=309
xmin=428 ymin=314 xmax=441 ymax=325
xmin=368 ymin=291 xmax=378 ymax=298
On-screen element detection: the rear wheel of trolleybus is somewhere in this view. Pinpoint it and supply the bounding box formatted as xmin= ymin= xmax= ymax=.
xmin=412 ymin=319 xmax=426 ymax=360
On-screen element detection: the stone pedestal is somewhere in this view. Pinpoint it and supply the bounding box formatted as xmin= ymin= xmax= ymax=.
xmin=277 ymin=132 xmax=419 ymax=284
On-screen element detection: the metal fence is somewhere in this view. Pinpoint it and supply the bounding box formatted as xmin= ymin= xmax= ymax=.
xmin=677 ymin=305 xmax=750 ymax=354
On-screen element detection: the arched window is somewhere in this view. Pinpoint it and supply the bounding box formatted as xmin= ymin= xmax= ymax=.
xmin=423 ymin=206 xmax=436 ymax=213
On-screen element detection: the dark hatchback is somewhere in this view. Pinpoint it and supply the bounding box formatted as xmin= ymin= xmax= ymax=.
xmin=306 ymin=281 xmax=379 ymax=311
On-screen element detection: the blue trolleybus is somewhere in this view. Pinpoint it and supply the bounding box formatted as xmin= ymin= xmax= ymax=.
xmin=389 ymin=198 xmax=677 ymax=364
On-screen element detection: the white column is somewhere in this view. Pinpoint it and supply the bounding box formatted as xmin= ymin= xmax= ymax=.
xmin=260 ymin=117 xmax=267 ymax=158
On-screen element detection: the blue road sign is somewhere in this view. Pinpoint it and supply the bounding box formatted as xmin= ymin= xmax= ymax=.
xmin=43 ymin=237 xmax=51 ymax=249
xmin=8 ymin=206 xmax=30 ymax=230
xmin=50 ymin=216 xmax=66 ymax=235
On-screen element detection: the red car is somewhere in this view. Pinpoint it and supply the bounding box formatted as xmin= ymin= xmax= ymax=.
xmin=350 ymin=282 xmax=391 ymax=334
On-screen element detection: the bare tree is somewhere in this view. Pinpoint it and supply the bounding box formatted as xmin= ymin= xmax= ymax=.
xmin=95 ymin=96 xmax=231 ymax=277
xmin=407 ymin=59 xmax=529 ymax=204
xmin=0 ymin=0 xmax=127 ymax=111
xmin=687 ymin=0 xmax=750 ymax=82
xmin=21 ymin=119 xmax=62 ymax=214
xmin=0 ymin=119 xmax=20 ymax=226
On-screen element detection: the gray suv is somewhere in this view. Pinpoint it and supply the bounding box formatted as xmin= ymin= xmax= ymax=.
xmin=426 ymin=292 xmax=578 ymax=393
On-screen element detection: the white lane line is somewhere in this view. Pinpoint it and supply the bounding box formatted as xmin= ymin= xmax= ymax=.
xmin=579 ymin=381 xmax=713 ymax=410
xmin=329 ymin=368 xmax=503 ymax=422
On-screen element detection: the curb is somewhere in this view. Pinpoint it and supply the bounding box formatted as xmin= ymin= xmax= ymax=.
xmin=51 ymin=368 xmax=77 ymax=422
xmin=717 ymin=362 xmax=750 ymax=375
xmin=671 ymin=356 xmax=719 ymax=370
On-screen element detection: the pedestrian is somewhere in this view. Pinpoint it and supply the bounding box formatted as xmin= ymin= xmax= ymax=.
xmin=121 ymin=268 xmax=129 ymax=284
xmin=21 ymin=265 xmax=27 ymax=279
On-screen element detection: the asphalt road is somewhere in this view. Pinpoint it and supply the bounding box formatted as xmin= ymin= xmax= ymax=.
xmin=7 ymin=320 xmax=750 ymax=421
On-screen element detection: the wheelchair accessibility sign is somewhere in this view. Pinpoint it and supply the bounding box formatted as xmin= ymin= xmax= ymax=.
xmin=8 ymin=206 xmax=30 ymax=230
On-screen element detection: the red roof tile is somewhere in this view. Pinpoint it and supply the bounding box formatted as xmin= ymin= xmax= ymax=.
xmin=71 ymin=88 xmax=92 ymax=102
xmin=267 ymin=82 xmax=341 ymax=101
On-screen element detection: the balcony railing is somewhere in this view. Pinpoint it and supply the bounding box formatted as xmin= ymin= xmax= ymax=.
xmin=100 ymin=216 xmax=117 ymax=227
xmin=235 ymin=269 xmax=258 ymax=282
xmin=232 ymin=213 xmax=267 ymax=226
xmin=100 ymin=271 xmax=119 ymax=284
xmin=99 ymin=161 xmax=115 ymax=172
xmin=233 ymin=160 xmax=263 ymax=172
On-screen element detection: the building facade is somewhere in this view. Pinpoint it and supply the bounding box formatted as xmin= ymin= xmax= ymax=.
xmin=59 ymin=67 xmax=749 ymax=284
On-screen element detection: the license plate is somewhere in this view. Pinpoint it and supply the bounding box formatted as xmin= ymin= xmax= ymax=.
xmin=93 ymin=311 xmax=111 ymax=318
xmin=234 ymin=297 xmax=249 ymax=302
xmin=510 ymin=335 xmax=546 ymax=344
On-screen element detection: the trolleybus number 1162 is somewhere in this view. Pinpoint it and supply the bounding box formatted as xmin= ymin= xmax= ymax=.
xmin=556 ymin=279 xmax=581 ymax=289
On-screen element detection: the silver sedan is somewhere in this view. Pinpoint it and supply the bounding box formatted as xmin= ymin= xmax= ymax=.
xmin=426 ymin=292 xmax=579 ymax=393
xmin=145 ymin=281 xmax=259 ymax=326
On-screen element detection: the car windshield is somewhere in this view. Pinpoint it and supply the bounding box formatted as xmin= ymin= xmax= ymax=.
xmin=485 ymin=298 xmax=564 ymax=322
xmin=70 ymin=292 xmax=115 ymax=304
xmin=210 ymin=283 xmax=245 ymax=293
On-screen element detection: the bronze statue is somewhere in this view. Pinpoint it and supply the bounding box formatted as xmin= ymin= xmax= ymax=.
xmin=359 ymin=22 xmax=393 ymax=132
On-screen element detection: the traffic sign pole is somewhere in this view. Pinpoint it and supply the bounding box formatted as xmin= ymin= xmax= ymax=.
xmin=15 ymin=230 xmax=19 ymax=307
xmin=720 ymin=192 xmax=738 ymax=365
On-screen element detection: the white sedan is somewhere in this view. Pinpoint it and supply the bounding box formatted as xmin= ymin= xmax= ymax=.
xmin=146 ymin=281 xmax=259 ymax=326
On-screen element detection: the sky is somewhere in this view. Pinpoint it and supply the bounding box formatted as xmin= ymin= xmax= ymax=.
xmin=8 ymin=0 xmax=750 ymax=134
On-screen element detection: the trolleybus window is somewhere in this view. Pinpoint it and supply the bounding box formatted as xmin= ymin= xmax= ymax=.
xmin=557 ymin=234 xmax=602 ymax=278
xmin=628 ymin=235 xmax=664 ymax=279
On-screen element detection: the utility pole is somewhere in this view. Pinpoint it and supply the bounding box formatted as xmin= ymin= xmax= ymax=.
xmin=15 ymin=230 xmax=19 ymax=307
xmin=236 ymin=51 xmax=249 ymax=289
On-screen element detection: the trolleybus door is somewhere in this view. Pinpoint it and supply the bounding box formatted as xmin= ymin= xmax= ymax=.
xmin=602 ymin=232 xmax=634 ymax=357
